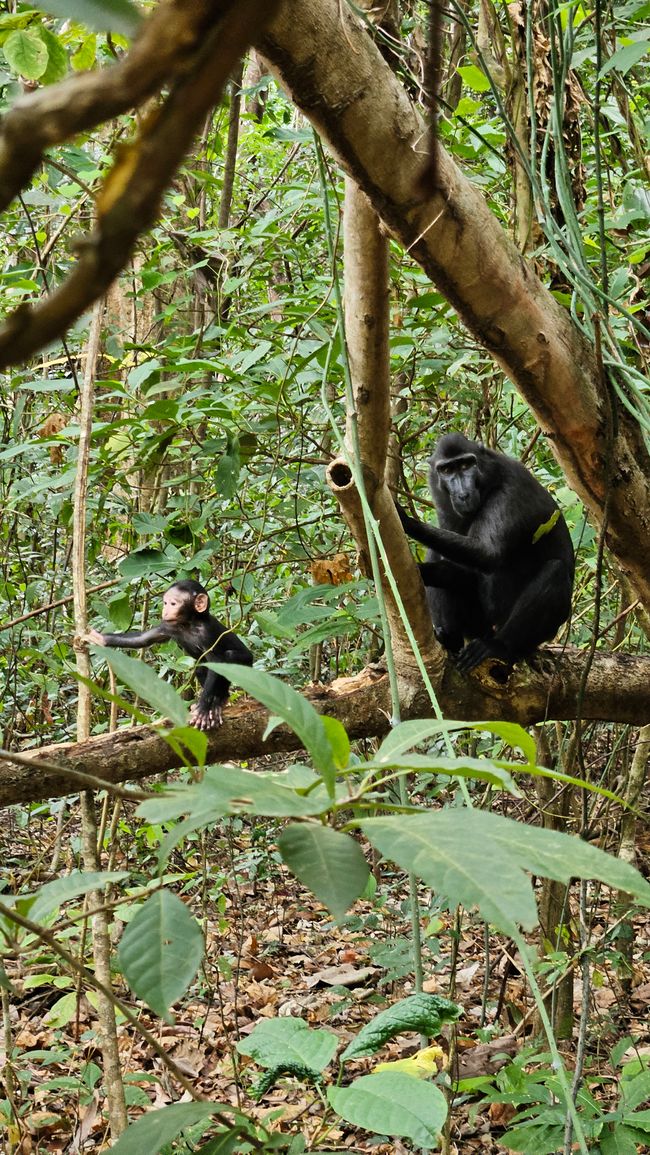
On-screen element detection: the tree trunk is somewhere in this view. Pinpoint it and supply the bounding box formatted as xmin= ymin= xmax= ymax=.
xmin=258 ymin=0 xmax=650 ymax=610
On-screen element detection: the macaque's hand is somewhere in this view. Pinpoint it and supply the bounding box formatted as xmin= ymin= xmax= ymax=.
xmin=85 ymin=628 xmax=108 ymax=646
xmin=189 ymin=701 xmax=224 ymax=730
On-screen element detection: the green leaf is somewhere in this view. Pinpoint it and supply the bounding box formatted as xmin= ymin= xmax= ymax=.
xmin=278 ymin=824 xmax=369 ymax=922
xmin=137 ymin=765 xmax=331 ymax=827
xmin=485 ymin=812 xmax=650 ymax=904
xmin=96 ymin=648 xmax=188 ymax=727
xmin=38 ymin=25 xmax=68 ymax=84
xmin=620 ymin=1068 xmax=650 ymax=1111
xmin=600 ymin=1123 xmax=645 ymax=1155
xmin=328 ymin=1072 xmax=447 ymax=1148
xmin=376 ymin=719 xmax=536 ymax=766
xmin=456 ymin=63 xmax=491 ymax=92
xmin=500 ymin=1121 xmax=564 ymax=1152
xmin=118 ymin=548 xmax=179 ymax=578
xmin=107 ymin=1103 xmax=234 ymax=1155
xmin=17 ymin=870 xmax=129 ymax=923
xmin=208 ymin=665 xmax=337 ymax=792
xmin=365 ymin=752 xmax=517 ymax=792
xmin=44 ymin=992 xmax=78 ymax=1028
xmin=599 ymin=37 xmax=649 ymax=77
xmin=341 ymin=995 xmax=461 ymax=1061
xmin=71 ymin=32 xmax=97 ymax=71
xmin=320 ymin=715 xmax=350 ymax=768
xmin=362 ymin=813 xmax=539 ymax=933
xmin=32 ymin=0 xmax=142 ymax=37
xmin=236 ymin=1017 xmax=338 ymax=1073
xmin=4 ymin=29 xmax=48 ymax=79
xmin=362 ymin=811 xmax=650 ymax=935
xmin=532 ymin=509 xmax=561 ymax=544
xmin=117 ymin=891 xmax=204 ymax=1020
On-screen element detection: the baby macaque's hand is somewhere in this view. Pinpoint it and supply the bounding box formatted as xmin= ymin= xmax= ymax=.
xmin=85 ymin=628 xmax=108 ymax=646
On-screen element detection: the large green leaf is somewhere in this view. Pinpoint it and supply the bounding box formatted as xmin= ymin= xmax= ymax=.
xmin=96 ymin=647 xmax=188 ymax=727
xmin=108 ymin=1103 xmax=236 ymax=1155
xmin=117 ymin=891 xmax=204 ymax=1019
xmin=278 ymin=823 xmax=369 ymax=922
xmin=362 ymin=811 xmax=535 ymax=933
xmin=3 ymin=30 xmax=48 ymax=79
xmin=18 ymin=870 xmax=129 ymax=923
xmin=365 ymin=753 xmax=518 ymax=792
xmin=376 ymin=719 xmax=536 ymax=766
xmin=39 ymin=26 xmax=68 ymax=84
xmin=328 ymin=1072 xmax=447 ymax=1148
xmin=599 ymin=37 xmax=649 ymax=78
xmin=485 ymin=812 xmax=650 ymax=902
xmin=362 ymin=811 xmax=650 ymax=935
xmin=236 ymin=1017 xmax=338 ymax=1074
xmin=341 ymin=994 xmax=461 ymax=1061
xmin=33 ymin=0 xmax=142 ymax=37
xmin=208 ymin=664 xmax=337 ymax=791
xmin=137 ymin=764 xmax=331 ymax=826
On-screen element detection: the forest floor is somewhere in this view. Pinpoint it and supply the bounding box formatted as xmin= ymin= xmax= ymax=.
xmin=3 ymin=774 xmax=650 ymax=1154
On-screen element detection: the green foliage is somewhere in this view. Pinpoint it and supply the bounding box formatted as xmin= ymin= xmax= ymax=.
xmin=117 ymin=890 xmax=204 ymax=1020
xmin=469 ymin=1047 xmax=650 ymax=1154
xmin=32 ymin=0 xmax=141 ymax=37
xmin=277 ymin=823 xmax=370 ymax=922
xmin=16 ymin=870 xmax=129 ymax=923
xmin=107 ymin=1102 xmax=246 ymax=1155
xmin=236 ymin=1017 xmax=338 ymax=1076
xmin=328 ymin=1072 xmax=447 ymax=1149
xmin=208 ymin=664 xmax=339 ymax=793
xmin=97 ymin=647 xmax=190 ymax=728
xmin=341 ymin=994 xmax=462 ymax=1061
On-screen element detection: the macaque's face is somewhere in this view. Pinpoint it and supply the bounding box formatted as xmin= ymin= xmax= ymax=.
xmin=161 ymin=586 xmax=193 ymax=623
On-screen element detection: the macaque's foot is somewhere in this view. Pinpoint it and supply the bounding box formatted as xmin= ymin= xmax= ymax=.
xmin=189 ymin=703 xmax=224 ymax=730
xmin=454 ymin=639 xmax=512 ymax=683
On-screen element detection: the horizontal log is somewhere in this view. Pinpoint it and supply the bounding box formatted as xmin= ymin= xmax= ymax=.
xmin=1 ymin=648 xmax=648 ymax=807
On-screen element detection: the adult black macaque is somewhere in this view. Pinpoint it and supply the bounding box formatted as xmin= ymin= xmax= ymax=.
xmin=396 ymin=433 xmax=574 ymax=676
xmin=87 ymin=579 xmax=253 ymax=729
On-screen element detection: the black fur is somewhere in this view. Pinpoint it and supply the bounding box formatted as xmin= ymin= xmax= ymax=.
xmin=396 ymin=433 xmax=575 ymax=674
xmin=93 ymin=579 xmax=253 ymax=728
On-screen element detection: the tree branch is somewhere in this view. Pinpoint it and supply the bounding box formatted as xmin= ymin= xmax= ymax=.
xmin=259 ymin=0 xmax=650 ymax=610
xmin=0 ymin=0 xmax=279 ymax=368
xmin=2 ymin=650 xmax=649 ymax=807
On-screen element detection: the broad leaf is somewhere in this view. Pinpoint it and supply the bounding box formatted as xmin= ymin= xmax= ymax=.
xmin=328 ymin=1072 xmax=447 ymax=1148
xmin=599 ymin=38 xmax=649 ymax=78
xmin=362 ymin=811 xmax=650 ymax=935
xmin=118 ymin=891 xmax=204 ymax=1019
xmin=97 ymin=647 xmax=188 ymax=727
xmin=485 ymin=812 xmax=650 ymax=903
xmin=365 ymin=752 xmax=518 ymax=792
xmin=137 ymin=764 xmax=330 ymax=826
xmin=278 ymin=823 xmax=369 ymax=922
xmin=376 ymin=719 xmax=536 ymax=766
xmin=4 ymin=30 xmax=48 ymax=79
xmin=108 ymin=1103 xmax=236 ymax=1155
xmin=208 ymin=664 xmax=337 ymax=792
xmin=341 ymin=994 xmax=461 ymax=1061
xmin=33 ymin=0 xmax=142 ymax=37
xmin=236 ymin=1017 xmax=338 ymax=1073
xmin=362 ymin=812 xmax=536 ymax=933
xmin=18 ymin=870 xmax=129 ymax=923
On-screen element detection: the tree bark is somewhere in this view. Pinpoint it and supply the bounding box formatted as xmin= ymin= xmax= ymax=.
xmin=258 ymin=0 xmax=650 ymax=611
xmin=2 ymin=647 xmax=649 ymax=807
